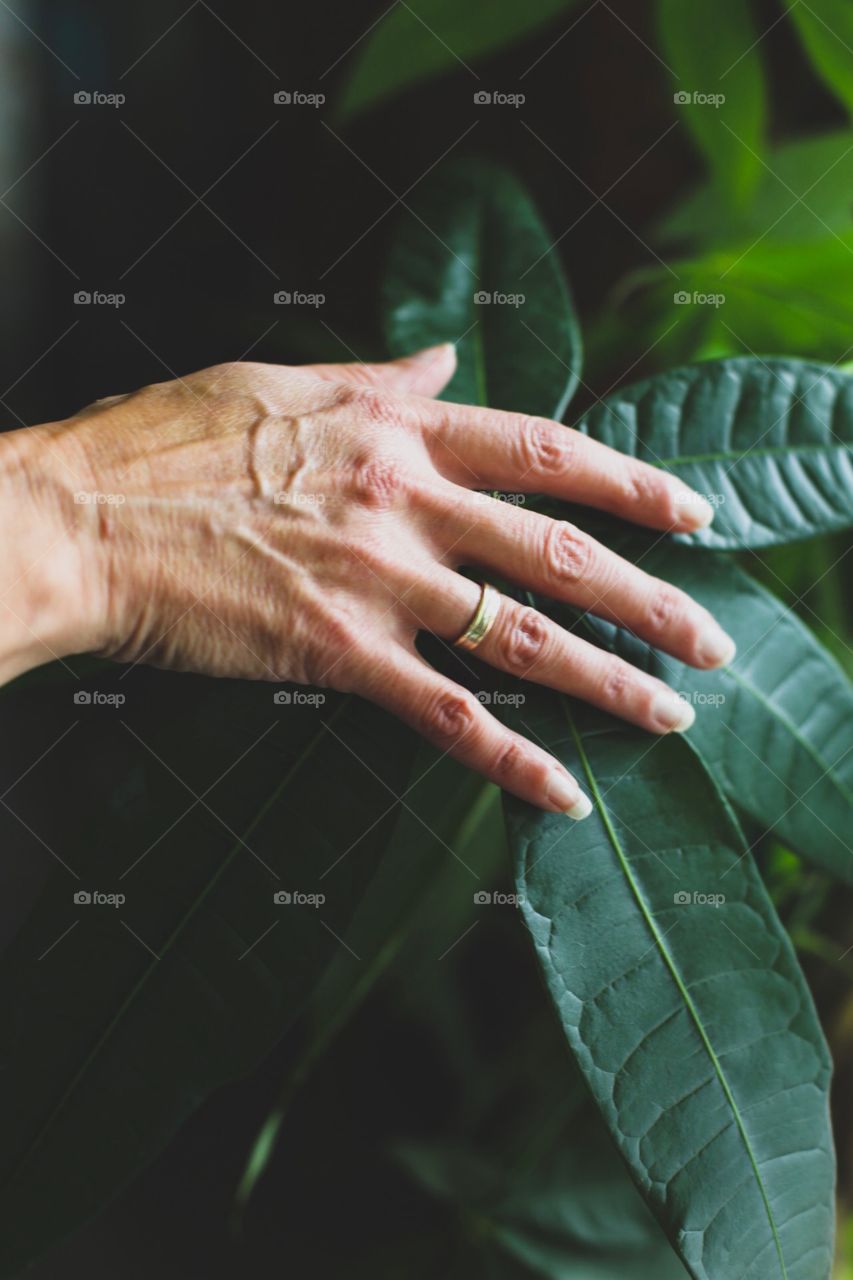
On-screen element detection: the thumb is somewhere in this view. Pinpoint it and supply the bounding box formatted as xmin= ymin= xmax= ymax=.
xmin=306 ymin=343 xmax=457 ymax=399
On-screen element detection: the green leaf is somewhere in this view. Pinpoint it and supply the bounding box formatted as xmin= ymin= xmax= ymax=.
xmin=0 ymin=674 xmax=420 ymax=1277
xmin=656 ymin=0 xmax=767 ymax=207
xmin=575 ymin=356 xmax=853 ymax=548
xmin=505 ymin=696 xmax=836 ymax=1280
xmin=788 ymin=0 xmax=853 ymax=118
xmin=336 ymin=0 xmax=581 ymax=123
xmin=400 ymin=1109 xmax=690 ymax=1278
xmin=384 ymin=159 xmax=582 ymax=419
xmin=577 ymin=542 xmax=853 ymax=883
xmin=659 ymin=128 xmax=853 ymax=248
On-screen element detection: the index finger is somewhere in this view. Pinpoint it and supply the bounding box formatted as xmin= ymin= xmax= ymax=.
xmin=416 ymin=399 xmax=714 ymax=535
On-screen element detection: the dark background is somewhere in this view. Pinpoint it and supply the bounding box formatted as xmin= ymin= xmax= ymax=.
xmin=0 ymin=2 xmax=848 ymax=1276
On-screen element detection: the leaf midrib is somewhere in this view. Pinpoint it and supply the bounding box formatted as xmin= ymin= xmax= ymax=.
xmin=555 ymin=698 xmax=789 ymax=1280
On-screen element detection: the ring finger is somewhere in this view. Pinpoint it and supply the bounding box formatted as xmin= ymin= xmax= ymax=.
xmin=443 ymin=497 xmax=735 ymax=669
xmin=406 ymin=571 xmax=697 ymax=735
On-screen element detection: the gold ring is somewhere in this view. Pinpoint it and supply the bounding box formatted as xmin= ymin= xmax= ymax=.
xmin=454 ymin=583 xmax=501 ymax=652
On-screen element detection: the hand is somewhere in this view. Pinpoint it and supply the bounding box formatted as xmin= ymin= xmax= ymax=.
xmin=6 ymin=346 xmax=734 ymax=816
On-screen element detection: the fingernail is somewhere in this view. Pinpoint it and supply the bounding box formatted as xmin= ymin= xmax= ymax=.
xmin=676 ymin=492 xmax=715 ymax=531
xmin=567 ymin=792 xmax=593 ymax=821
xmin=547 ymin=770 xmax=592 ymax=819
xmin=652 ymin=691 xmax=695 ymax=732
xmin=698 ymin=627 xmax=736 ymax=668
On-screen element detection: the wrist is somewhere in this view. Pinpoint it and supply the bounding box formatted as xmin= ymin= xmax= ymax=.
xmin=0 ymin=422 xmax=112 ymax=681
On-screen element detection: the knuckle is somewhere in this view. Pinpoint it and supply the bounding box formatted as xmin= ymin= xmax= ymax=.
xmin=421 ymin=689 xmax=478 ymax=744
xmin=544 ymin=521 xmax=593 ymax=585
xmin=337 ymin=384 xmax=404 ymax=426
xmin=502 ymin=606 xmax=550 ymax=672
xmin=491 ymin=739 xmax=524 ymax=782
xmin=350 ymin=457 xmax=408 ymax=510
xmin=517 ymin=417 xmax=575 ymax=477
xmin=646 ymin=584 xmax=689 ymax=636
xmin=601 ymin=663 xmax=632 ymax=704
xmin=623 ymin=463 xmax=676 ymax=518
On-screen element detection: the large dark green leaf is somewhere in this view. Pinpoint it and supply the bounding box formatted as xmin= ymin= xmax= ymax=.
xmin=0 ymin=670 xmax=420 ymax=1277
xmin=788 ymin=1 xmax=853 ymax=119
xmin=576 ymin=357 xmax=853 ymax=548
xmin=656 ymin=0 xmax=766 ymax=208
xmin=336 ymin=0 xmax=581 ymax=122
xmin=505 ymin=694 xmax=835 ymax=1280
xmin=578 ymin=542 xmax=853 ymax=884
xmin=384 ymin=159 xmax=582 ymax=419
xmin=399 ymin=1108 xmax=690 ymax=1279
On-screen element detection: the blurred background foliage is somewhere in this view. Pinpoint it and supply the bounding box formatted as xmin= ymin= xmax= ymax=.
xmin=0 ymin=0 xmax=851 ymax=1275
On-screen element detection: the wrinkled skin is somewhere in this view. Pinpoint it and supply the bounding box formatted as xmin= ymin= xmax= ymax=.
xmin=0 ymin=345 xmax=734 ymax=816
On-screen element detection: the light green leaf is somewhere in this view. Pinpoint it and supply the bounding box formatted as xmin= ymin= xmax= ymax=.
xmin=656 ymin=0 xmax=767 ymax=207
xmin=505 ymin=696 xmax=836 ymax=1280
xmin=337 ymin=0 xmax=581 ymax=122
xmin=659 ymin=128 xmax=853 ymax=248
xmin=384 ymin=159 xmax=582 ymax=418
xmin=788 ymin=0 xmax=853 ymax=118
xmin=575 ymin=356 xmax=853 ymax=548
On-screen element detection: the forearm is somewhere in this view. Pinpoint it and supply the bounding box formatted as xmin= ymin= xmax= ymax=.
xmin=0 ymin=423 xmax=104 ymax=685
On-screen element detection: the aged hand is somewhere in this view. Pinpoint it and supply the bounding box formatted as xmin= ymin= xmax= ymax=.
xmin=0 ymin=346 xmax=734 ymax=816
